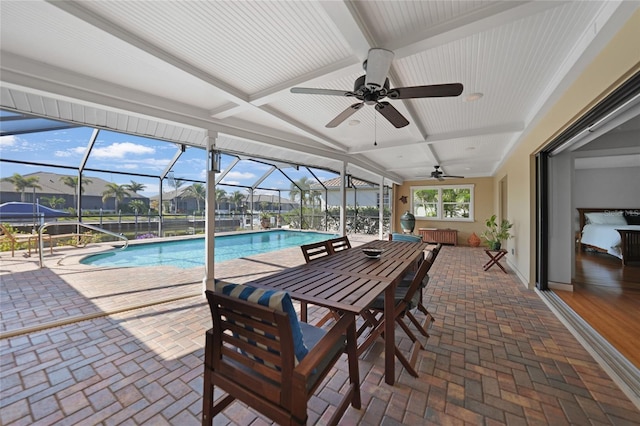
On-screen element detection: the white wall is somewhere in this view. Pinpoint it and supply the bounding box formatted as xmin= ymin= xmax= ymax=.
xmin=574 ymin=166 xmax=640 ymax=208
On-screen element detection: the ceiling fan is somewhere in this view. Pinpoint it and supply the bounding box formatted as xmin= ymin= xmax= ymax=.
xmin=430 ymin=165 xmax=464 ymax=181
xmin=290 ymin=48 xmax=463 ymax=128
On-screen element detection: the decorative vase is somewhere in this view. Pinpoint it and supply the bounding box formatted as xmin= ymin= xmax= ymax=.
xmin=490 ymin=241 xmax=501 ymax=250
xmin=468 ymin=232 xmax=481 ymax=247
xmin=400 ymin=210 xmax=416 ymax=234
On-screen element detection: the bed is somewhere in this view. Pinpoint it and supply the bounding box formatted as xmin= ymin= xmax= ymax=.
xmin=577 ymin=208 xmax=640 ymax=266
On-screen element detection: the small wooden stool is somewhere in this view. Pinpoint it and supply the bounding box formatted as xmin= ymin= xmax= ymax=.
xmin=483 ymin=249 xmax=508 ymax=273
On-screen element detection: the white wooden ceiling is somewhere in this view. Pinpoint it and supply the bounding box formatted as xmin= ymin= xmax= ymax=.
xmin=1 ymin=0 xmax=637 ymax=184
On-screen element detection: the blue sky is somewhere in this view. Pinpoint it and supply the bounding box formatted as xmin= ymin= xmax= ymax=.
xmin=0 ymin=125 xmax=337 ymax=198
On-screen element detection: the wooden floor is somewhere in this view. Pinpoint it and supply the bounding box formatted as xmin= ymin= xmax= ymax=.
xmin=554 ymin=249 xmax=640 ymax=369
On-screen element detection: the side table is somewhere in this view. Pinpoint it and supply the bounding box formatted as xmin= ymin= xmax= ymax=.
xmin=483 ymin=249 xmax=508 ymax=273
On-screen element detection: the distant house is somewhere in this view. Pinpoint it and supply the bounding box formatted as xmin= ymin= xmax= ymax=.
xmin=0 ymin=171 xmax=148 ymax=213
xmin=149 ymin=187 xmax=207 ymax=215
xmin=148 ymin=189 xmax=297 ymax=215
xmin=311 ymin=177 xmax=385 ymax=209
xmin=250 ymin=194 xmax=297 ymax=213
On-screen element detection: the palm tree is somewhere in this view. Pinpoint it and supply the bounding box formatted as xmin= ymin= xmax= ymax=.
xmin=230 ymin=190 xmax=245 ymax=213
xmin=125 ymin=180 xmax=146 ymax=194
xmin=167 ymin=174 xmax=185 ymax=214
xmin=213 ymin=188 xmax=227 ymax=213
xmin=102 ymin=183 xmax=130 ymax=212
xmin=59 ymin=175 xmax=92 ymax=207
xmin=41 ymin=196 xmax=66 ymax=209
xmin=2 ymin=173 xmax=41 ymax=202
xmin=308 ymin=188 xmax=322 ymax=228
xmin=128 ymin=199 xmax=146 ymax=214
xmin=289 ymin=176 xmax=312 ymax=207
xmin=183 ymin=183 xmax=207 ymax=213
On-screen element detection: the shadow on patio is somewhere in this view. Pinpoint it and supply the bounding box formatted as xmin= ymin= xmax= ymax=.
xmin=1 ymin=243 xmax=639 ymax=424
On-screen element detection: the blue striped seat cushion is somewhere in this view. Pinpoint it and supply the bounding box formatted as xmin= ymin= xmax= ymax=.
xmin=391 ymin=233 xmax=422 ymax=243
xmin=214 ymin=279 xmax=309 ymax=364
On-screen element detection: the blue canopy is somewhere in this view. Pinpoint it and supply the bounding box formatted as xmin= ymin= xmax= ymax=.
xmin=0 ymin=202 xmax=70 ymax=218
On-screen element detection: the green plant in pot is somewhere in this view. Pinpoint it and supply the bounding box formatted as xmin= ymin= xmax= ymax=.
xmin=260 ymin=212 xmax=272 ymax=229
xmin=481 ymin=214 xmax=513 ymax=250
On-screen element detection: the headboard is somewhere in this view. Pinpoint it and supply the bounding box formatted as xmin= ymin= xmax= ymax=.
xmin=577 ymin=208 xmax=639 ymax=230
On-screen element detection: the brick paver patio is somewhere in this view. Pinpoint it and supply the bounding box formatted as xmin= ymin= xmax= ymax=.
xmin=1 ymin=237 xmax=639 ymax=425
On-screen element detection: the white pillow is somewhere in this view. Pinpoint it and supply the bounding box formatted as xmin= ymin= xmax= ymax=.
xmin=585 ymin=211 xmax=626 ymax=225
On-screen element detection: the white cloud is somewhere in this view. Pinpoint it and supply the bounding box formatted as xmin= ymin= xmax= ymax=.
xmin=225 ymin=170 xmax=256 ymax=180
xmin=0 ymin=135 xmax=17 ymax=147
xmin=54 ymin=146 xmax=88 ymax=157
xmin=136 ymin=158 xmax=171 ymax=168
xmin=91 ymin=142 xmax=155 ymax=159
xmin=139 ymin=183 xmax=160 ymax=197
xmin=115 ymin=164 xmax=139 ymax=170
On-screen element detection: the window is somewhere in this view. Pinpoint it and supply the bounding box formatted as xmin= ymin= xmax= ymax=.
xmin=410 ymin=184 xmax=474 ymax=221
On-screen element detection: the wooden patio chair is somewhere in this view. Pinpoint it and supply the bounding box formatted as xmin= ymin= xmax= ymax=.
xmin=203 ymin=283 xmax=361 ymax=426
xmin=356 ymin=254 xmax=434 ymax=377
xmin=327 ymin=235 xmax=351 ymax=253
xmin=399 ymin=243 xmax=441 ymax=323
xmin=299 ymin=240 xmax=341 ymax=325
xmin=0 ymin=224 xmax=51 ymax=257
xmin=300 ymin=240 xmax=332 ymax=263
xmin=396 ymin=248 xmax=439 ymax=333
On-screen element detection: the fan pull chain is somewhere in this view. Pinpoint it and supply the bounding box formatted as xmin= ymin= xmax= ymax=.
xmin=373 ymin=109 xmax=378 ymax=146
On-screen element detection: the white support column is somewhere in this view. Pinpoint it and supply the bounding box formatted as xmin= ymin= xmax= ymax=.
xmin=203 ymin=131 xmax=218 ymax=292
xmin=339 ymin=163 xmax=347 ymax=236
xmin=379 ymin=176 xmax=385 ymax=240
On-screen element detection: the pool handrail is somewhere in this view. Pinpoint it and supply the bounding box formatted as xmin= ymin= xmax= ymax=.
xmin=38 ymin=221 xmax=129 ymax=268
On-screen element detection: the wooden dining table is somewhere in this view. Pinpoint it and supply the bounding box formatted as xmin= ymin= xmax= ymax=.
xmin=247 ymin=238 xmax=427 ymax=385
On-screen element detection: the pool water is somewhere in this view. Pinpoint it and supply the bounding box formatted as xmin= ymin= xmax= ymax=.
xmin=81 ymin=230 xmax=336 ymax=269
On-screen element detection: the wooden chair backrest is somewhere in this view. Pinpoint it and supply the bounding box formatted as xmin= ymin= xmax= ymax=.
xmin=328 ymin=236 xmax=351 ymax=253
xmin=300 ymin=240 xmax=332 ymax=263
xmin=430 ymin=243 xmax=442 ymax=261
xmin=205 ymin=291 xmax=295 ymax=410
xmin=203 ymin=289 xmax=360 ymax=425
xmin=402 ymin=253 xmax=434 ymax=306
xmin=0 ymin=224 xmax=17 ymax=242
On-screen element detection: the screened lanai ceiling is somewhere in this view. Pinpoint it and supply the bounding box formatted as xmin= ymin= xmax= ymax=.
xmin=1 ymin=1 xmax=638 ymax=184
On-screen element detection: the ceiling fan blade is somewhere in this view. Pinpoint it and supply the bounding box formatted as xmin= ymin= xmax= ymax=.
xmin=290 ymin=87 xmax=354 ymax=97
xmin=388 ymin=83 xmax=464 ymax=99
xmin=375 ymin=101 xmax=409 ymax=128
xmin=443 ymin=175 xmax=465 ymax=179
xmin=364 ymin=48 xmax=394 ymax=90
xmin=326 ymin=103 xmax=364 ymax=128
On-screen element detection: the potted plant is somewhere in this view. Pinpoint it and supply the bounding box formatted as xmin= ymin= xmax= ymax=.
xmin=481 ymin=214 xmax=513 ymax=250
xmin=260 ymin=212 xmax=271 ymax=229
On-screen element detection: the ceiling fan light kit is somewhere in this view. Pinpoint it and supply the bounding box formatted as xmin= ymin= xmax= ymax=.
xmin=291 ymin=48 xmax=463 ymax=129
xmin=363 ymin=48 xmax=394 ymax=89
xmin=464 ymin=92 xmax=484 ymax=102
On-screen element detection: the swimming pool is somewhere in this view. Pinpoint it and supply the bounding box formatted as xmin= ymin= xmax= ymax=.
xmin=81 ymin=230 xmax=337 ymax=269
